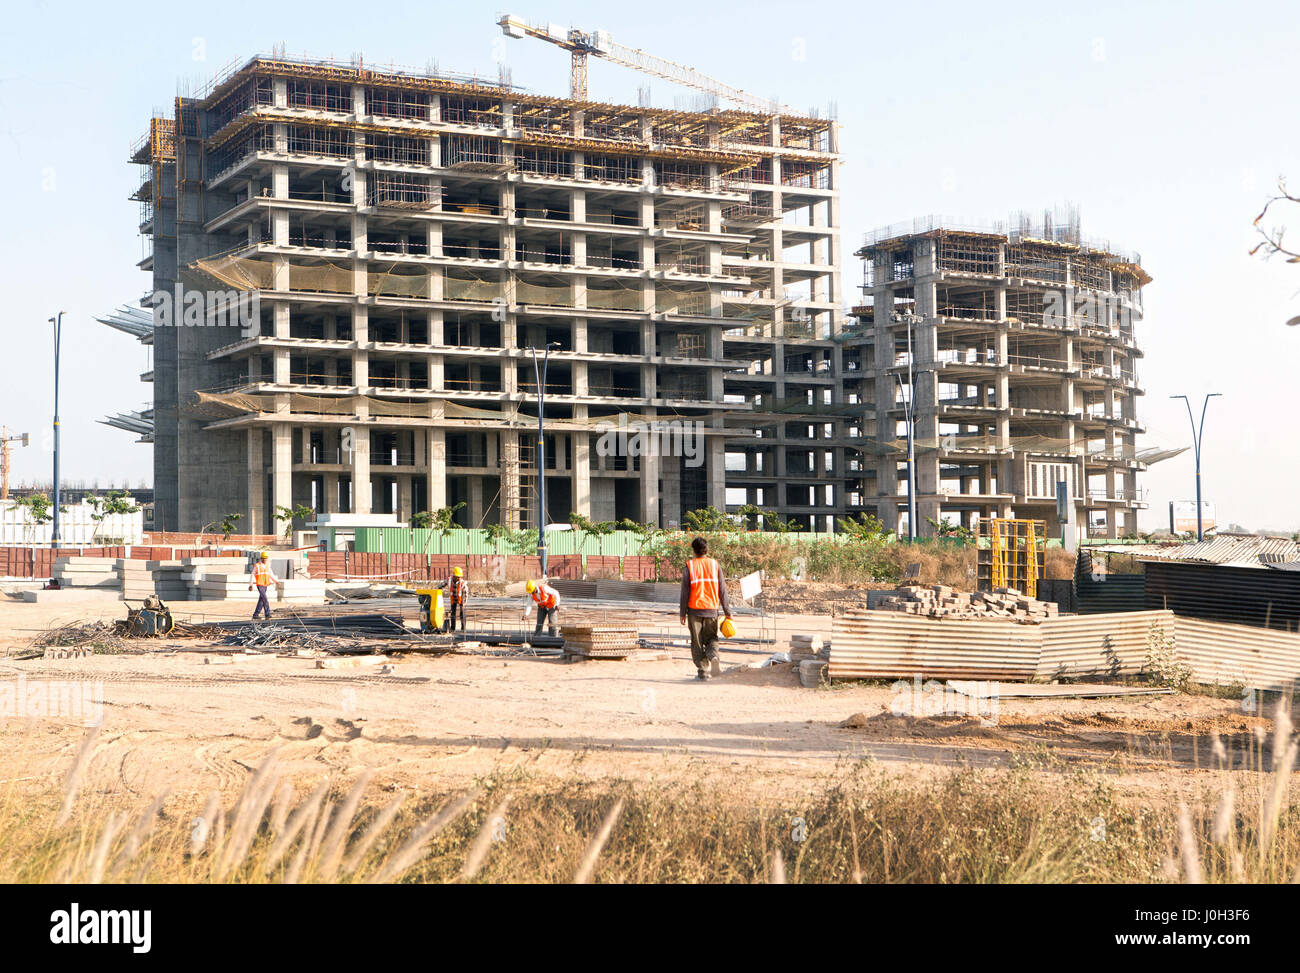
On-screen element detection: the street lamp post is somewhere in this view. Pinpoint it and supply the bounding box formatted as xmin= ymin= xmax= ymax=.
xmin=530 ymin=342 xmax=560 ymax=576
xmin=49 ymin=312 xmax=65 ymax=549
xmin=1170 ymin=393 xmax=1221 ymax=542
xmin=891 ymin=312 xmax=920 ymax=541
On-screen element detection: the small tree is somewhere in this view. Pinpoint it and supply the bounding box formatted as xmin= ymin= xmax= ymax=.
xmin=569 ymin=511 xmax=616 ymax=555
xmin=618 ymin=518 xmax=664 ymax=555
xmin=837 ymin=512 xmax=889 ymax=543
xmin=484 ymin=522 xmax=531 ymax=555
xmin=413 ymin=502 xmax=466 ymax=554
xmin=85 ymin=490 xmax=141 ymax=545
xmin=220 ymin=513 xmax=243 ymax=546
xmin=274 ymin=503 xmax=314 ymax=542
xmin=928 ymin=516 xmax=974 ymax=542
xmin=683 ymin=505 xmax=743 ymax=534
xmin=12 ymin=493 xmax=61 ymax=544
xmin=739 ymin=503 xmax=802 ymax=533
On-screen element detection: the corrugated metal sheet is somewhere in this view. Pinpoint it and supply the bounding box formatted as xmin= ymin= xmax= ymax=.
xmin=353 ymin=527 xmax=656 ymax=556
xmin=1074 ymin=549 xmax=1146 ymax=613
xmin=830 ymin=608 xmax=1300 ymax=691
xmin=1036 ymin=611 xmax=1172 ymax=679
xmin=1144 ymin=560 xmax=1300 ymax=631
xmin=1093 ymin=533 xmax=1300 ymax=567
xmin=829 ymin=611 xmax=1042 ymax=680
xmin=1174 ymin=617 xmax=1300 ymax=691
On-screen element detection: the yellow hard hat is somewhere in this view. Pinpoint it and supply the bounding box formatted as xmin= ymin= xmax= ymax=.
xmin=453 ymin=567 xmax=463 ymax=577
xmin=720 ymin=617 xmax=736 ymax=639
xmin=525 ymin=580 xmax=536 ymax=593
xmin=260 ymin=551 xmax=270 ymax=560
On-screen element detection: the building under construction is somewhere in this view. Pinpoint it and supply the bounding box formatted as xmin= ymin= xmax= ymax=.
xmin=127 ymin=51 xmax=845 ymax=533
xmin=842 ymin=212 xmax=1154 ymax=539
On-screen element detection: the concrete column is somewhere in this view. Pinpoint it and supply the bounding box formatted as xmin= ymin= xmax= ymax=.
xmin=571 ymin=433 xmax=591 ymax=517
xmin=428 ymin=428 xmax=446 ymax=510
xmin=640 ymin=450 xmax=661 ymax=526
xmin=272 ymin=423 xmax=292 ymax=522
xmin=247 ymin=428 xmax=265 ymax=534
xmin=351 ymin=428 xmax=371 ymax=514
xmin=708 ymin=437 xmax=726 ymax=511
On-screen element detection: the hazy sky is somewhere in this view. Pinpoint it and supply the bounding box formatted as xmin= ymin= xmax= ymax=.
xmin=1 ymin=0 xmax=1295 ymax=529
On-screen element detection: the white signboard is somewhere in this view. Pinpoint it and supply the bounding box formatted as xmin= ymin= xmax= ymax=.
xmin=1169 ymin=501 xmax=1216 ymax=534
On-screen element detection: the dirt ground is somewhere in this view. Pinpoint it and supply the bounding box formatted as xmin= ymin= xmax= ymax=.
xmin=0 ymin=589 xmax=1280 ymax=809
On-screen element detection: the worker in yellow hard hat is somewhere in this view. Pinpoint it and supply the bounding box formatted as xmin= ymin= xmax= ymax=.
xmin=523 ymin=578 xmax=560 ymax=636
xmin=679 ymin=536 xmax=732 ymax=681
xmin=248 ymin=551 xmax=278 ymax=622
xmin=443 ymin=565 xmax=469 ymax=633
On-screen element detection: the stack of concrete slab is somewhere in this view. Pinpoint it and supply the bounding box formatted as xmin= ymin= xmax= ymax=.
xmin=278 ymin=577 xmax=327 ymax=602
xmin=117 ymin=558 xmax=192 ymax=601
xmin=185 ymin=563 xmax=326 ymax=604
xmin=52 ymin=557 xmax=120 ymax=589
xmin=190 ymin=570 xmax=259 ymax=601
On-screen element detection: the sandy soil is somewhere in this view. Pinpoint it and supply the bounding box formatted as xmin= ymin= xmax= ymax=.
xmin=0 ymin=590 xmax=1279 ymax=808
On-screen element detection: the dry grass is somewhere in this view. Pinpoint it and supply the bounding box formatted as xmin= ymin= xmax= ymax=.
xmin=4 ymin=711 xmax=1300 ymax=883
xmin=1044 ymin=547 xmax=1076 ymax=580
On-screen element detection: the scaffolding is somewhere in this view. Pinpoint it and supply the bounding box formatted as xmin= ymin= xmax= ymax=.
xmin=977 ymin=518 xmax=1044 ymax=597
xmin=499 ymin=436 xmax=537 ymax=530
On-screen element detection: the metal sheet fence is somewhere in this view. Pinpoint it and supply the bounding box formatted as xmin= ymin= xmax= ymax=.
xmin=830 ymin=609 xmax=1300 ymax=690
xmin=352 ymin=527 xmax=850 ymax=556
xmin=304 ymin=551 xmax=658 ymax=584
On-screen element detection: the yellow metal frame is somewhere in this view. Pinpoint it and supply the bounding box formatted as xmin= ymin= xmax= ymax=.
xmin=984 ymin=518 xmax=1043 ymax=597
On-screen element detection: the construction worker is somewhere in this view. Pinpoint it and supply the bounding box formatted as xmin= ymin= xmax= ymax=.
xmin=443 ymin=566 xmax=469 ymax=632
xmin=679 ymin=536 xmax=732 ymax=681
xmin=247 ymin=551 xmax=278 ymax=621
xmin=523 ymin=579 xmax=560 ymax=636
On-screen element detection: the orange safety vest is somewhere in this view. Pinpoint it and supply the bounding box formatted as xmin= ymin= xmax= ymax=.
xmin=448 ymin=576 xmax=467 ymax=602
xmin=253 ymin=563 xmax=271 ymax=586
xmin=687 ymin=556 xmax=721 ymax=611
xmin=531 ymin=585 xmax=558 ymax=610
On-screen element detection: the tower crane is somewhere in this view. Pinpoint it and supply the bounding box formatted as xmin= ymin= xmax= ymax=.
xmin=1 ymin=426 xmax=29 ymax=501
xmin=497 ymin=15 xmax=787 ymax=114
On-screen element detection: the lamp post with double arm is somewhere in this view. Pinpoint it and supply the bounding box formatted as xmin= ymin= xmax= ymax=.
xmin=1170 ymin=393 xmax=1221 ymax=542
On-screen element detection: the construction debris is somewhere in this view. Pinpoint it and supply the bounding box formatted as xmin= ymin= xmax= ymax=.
xmin=316 ymin=654 xmax=392 ymax=670
xmin=871 ymin=585 xmax=1059 ymax=622
xmin=30 ymin=620 xmax=131 ymax=654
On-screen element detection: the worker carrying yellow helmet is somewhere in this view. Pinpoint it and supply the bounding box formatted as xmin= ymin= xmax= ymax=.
xmin=679 ymin=536 xmax=733 ymax=681
xmin=247 ymin=551 xmax=279 ymax=622
xmin=443 ymin=565 xmax=469 ymax=633
xmin=523 ymin=578 xmax=560 ymax=636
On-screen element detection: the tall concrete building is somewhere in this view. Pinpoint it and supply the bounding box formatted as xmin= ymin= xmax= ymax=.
xmin=841 ymin=213 xmax=1152 ymax=539
xmin=128 ymin=54 xmax=846 ymax=533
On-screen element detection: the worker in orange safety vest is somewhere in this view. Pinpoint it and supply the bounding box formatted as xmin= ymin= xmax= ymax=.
xmin=247 ymin=551 xmax=279 ymax=621
xmin=523 ymin=579 xmax=560 ymax=636
xmin=679 ymin=536 xmax=732 ymax=680
xmin=443 ymin=566 xmax=469 ymax=632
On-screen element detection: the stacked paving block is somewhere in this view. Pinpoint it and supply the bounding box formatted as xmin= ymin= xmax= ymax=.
xmin=790 ymin=633 xmax=830 ymax=687
xmin=871 ymin=585 xmax=1059 ymax=622
xmin=562 ymin=626 xmax=639 ymax=659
